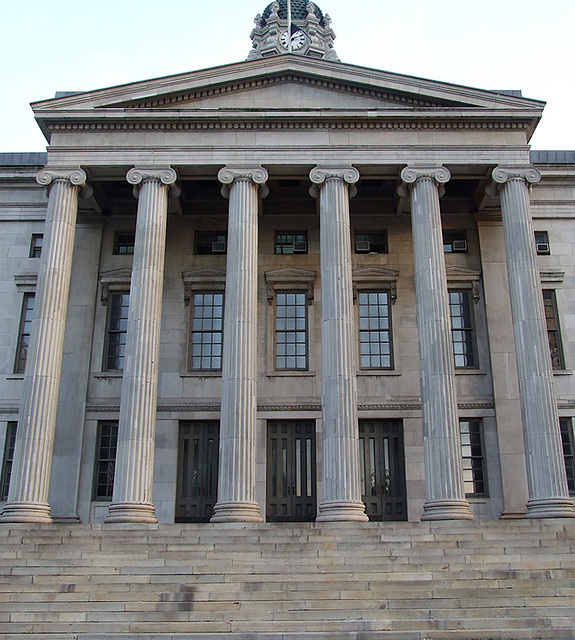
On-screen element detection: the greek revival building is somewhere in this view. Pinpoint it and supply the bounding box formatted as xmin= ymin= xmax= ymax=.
xmin=1 ymin=0 xmax=575 ymax=529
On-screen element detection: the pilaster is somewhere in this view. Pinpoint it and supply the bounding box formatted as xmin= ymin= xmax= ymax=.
xmin=310 ymin=166 xmax=368 ymax=522
xmin=491 ymin=166 xmax=575 ymax=518
xmin=211 ymin=166 xmax=268 ymax=523
xmin=1 ymin=168 xmax=87 ymax=523
xmin=400 ymin=166 xmax=473 ymax=521
xmin=105 ymin=167 xmax=177 ymax=524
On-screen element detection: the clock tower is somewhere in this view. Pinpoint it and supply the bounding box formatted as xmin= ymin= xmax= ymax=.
xmin=248 ymin=0 xmax=339 ymax=61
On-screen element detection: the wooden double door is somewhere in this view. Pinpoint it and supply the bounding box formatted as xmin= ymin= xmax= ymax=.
xmin=267 ymin=420 xmax=317 ymax=522
xmin=175 ymin=421 xmax=219 ymax=522
xmin=359 ymin=420 xmax=407 ymax=521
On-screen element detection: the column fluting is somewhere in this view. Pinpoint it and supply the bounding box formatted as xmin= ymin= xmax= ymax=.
xmin=310 ymin=166 xmax=368 ymax=522
xmin=400 ymin=166 xmax=473 ymax=521
xmin=492 ymin=166 xmax=575 ymax=518
xmin=210 ymin=166 xmax=267 ymax=523
xmin=1 ymin=168 xmax=86 ymax=523
xmin=105 ymin=167 xmax=177 ymax=524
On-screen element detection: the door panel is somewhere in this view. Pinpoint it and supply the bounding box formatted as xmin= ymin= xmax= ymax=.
xmin=176 ymin=421 xmax=219 ymax=522
xmin=267 ymin=420 xmax=316 ymax=522
xmin=359 ymin=420 xmax=407 ymax=521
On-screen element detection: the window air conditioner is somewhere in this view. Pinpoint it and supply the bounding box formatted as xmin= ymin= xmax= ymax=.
xmin=211 ymin=241 xmax=226 ymax=253
xmin=452 ymin=240 xmax=468 ymax=252
xmin=292 ymin=241 xmax=307 ymax=253
xmin=356 ymin=240 xmax=370 ymax=252
xmin=536 ymin=243 xmax=550 ymax=254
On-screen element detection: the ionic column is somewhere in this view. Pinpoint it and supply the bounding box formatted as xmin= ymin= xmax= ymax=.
xmin=491 ymin=166 xmax=575 ymax=518
xmin=1 ymin=168 xmax=87 ymax=523
xmin=310 ymin=166 xmax=367 ymax=522
xmin=400 ymin=166 xmax=473 ymax=521
xmin=105 ymin=167 xmax=177 ymax=523
xmin=210 ymin=166 xmax=268 ymax=523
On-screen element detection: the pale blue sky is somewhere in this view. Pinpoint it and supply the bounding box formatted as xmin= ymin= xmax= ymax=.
xmin=1 ymin=0 xmax=573 ymax=151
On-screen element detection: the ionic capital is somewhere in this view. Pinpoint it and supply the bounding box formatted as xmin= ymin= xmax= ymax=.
xmin=126 ymin=167 xmax=178 ymax=199
xmin=492 ymin=165 xmax=541 ymax=186
xmin=398 ymin=166 xmax=450 ymax=199
xmin=218 ymin=166 xmax=269 ymax=199
xmin=485 ymin=166 xmax=541 ymax=199
xmin=309 ymin=166 xmax=360 ymax=199
xmin=309 ymin=166 xmax=360 ymax=187
xmin=36 ymin=168 xmax=89 ymax=197
xmin=36 ymin=167 xmax=87 ymax=188
xmin=400 ymin=166 xmax=451 ymax=187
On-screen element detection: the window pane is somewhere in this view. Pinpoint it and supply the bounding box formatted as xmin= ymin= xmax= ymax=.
xmin=94 ymin=422 xmax=118 ymax=500
xmin=0 ymin=422 xmax=18 ymax=501
xmin=560 ymin=419 xmax=575 ymax=494
xmin=358 ymin=291 xmax=392 ymax=369
xmin=105 ymin=293 xmax=130 ymax=371
xmin=276 ymin=291 xmax=308 ymax=370
xmin=15 ymin=293 xmax=35 ymax=374
xmin=189 ymin=292 xmax=225 ymax=371
xmin=459 ymin=419 xmax=487 ymax=497
xmin=275 ymin=232 xmax=307 ymax=254
xmin=449 ymin=290 xmax=476 ymax=368
xmin=543 ymin=290 xmax=565 ymax=370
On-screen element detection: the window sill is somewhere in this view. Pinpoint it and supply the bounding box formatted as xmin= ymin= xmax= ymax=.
xmin=553 ymin=369 xmax=573 ymax=376
xmin=5 ymin=375 xmax=24 ymax=380
xmin=357 ymin=370 xmax=400 ymax=377
xmin=181 ymin=371 xmax=222 ymax=378
xmin=93 ymin=372 xmax=123 ymax=379
xmin=266 ymin=370 xmax=316 ymax=377
xmin=454 ymin=369 xmax=487 ymax=375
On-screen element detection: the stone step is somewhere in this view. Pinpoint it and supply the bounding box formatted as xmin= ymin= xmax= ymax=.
xmin=0 ymin=521 xmax=573 ymax=638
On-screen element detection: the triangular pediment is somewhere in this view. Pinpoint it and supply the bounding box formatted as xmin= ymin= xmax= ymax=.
xmin=32 ymin=56 xmax=544 ymax=115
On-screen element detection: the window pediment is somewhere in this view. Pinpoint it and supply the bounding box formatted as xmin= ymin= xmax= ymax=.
xmin=265 ymin=267 xmax=317 ymax=304
xmin=182 ymin=268 xmax=226 ymax=305
xmin=445 ymin=266 xmax=481 ymax=302
xmin=99 ymin=268 xmax=132 ymax=305
xmin=352 ymin=267 xmax=399 ymax=303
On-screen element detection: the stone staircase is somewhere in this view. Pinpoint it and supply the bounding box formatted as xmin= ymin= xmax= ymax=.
xmin=1 ymin=519 xmax=574 ymax=639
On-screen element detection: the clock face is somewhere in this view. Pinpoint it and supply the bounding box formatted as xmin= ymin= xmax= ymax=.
xmin=280 ymin=29 xmax=307 ymax=51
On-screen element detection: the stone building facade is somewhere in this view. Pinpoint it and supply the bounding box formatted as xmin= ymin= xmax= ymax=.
xmin=1 ymin=0 xmax=575 ymax=528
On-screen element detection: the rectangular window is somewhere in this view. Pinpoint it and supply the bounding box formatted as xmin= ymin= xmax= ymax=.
xmin=355 ymin=232 xmax=388 ymax=254
xmin=443 ymin=230 xmax=467 ymax=253
xmin=543 ymin=289 xmax=565 ymax=370
xmin=113 ymin=232 xmax=135 ymax=255
xmin=29 ymin=234 xmax=43 ymax=258
xmin=449 ymin=290 xmax=476 ymax=368
xmin=276 ymin=292 xmax=308 ymax=370
xmin=358 ymin=290 xmax=393 ymax=369
xmin=0 ymin=422 xmax=17 ymax=501
xmin=93 ymin=422 xmax=118 ymax=500
xmin=190 ymin=292 xmax=224 ymax=371
xmin=275 ymin=232 xmax=308 ymax=254
xmin=535 ymin=231 xmax=550 ymax=255
xmin=104 ymin=293 xmax=130 ymax=371
xmin=196 ymin=232 xmax=227 ymax=255
xmin=15 ymin=293 xmax=35 ymax=374
xmin=459 ymin=419 xmax=487 ymax=497
xmin=560 ymin=418 xmax=575 ymax=494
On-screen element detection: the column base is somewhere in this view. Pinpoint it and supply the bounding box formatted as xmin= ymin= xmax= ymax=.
xmin=421 ymin=499 xmax=474 ymax=521
xmin=316 ymin=500 xmax=368 ymax=522
xmin=525 ymin=497 xmax=575 ymax=518
xmin=210 ymin=501 xmax=263 ymax=523
xmin=0 ymin=501 xmax=53 ymax=523
xmin=105 ymin=502 xmax=157 ymax=524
